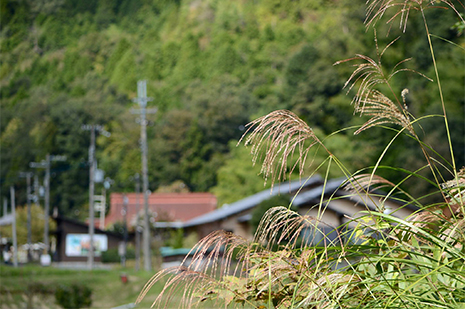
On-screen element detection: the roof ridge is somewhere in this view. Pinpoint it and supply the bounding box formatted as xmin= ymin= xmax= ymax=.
xmin=184 ymin=176 xmax=324 ymax=228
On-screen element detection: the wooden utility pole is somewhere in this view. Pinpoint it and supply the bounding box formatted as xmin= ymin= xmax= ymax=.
xmin=132 ymin=80 xmax=157 ymax=271
xmin=33 ymin=175 xmax=40 ymax=207
xmin=10 ymin=186 xmax=18 ymax=267
xmin=134 ymin=173 xmax=141 ymax=271
xmin=122 ymin=195 xmax=128 ymax=268
xmin=82 ymin=125 xmax=110 ymax=269
xmin=3 ymin=197 xmax=7 ymax=217
xmin=88 ymin=126 xmax=96 ymax=270
xmin=30 ymin=154 xmax=66 ymax=252
xmin=19 ymin=172 xmax=33 ymax=262
xmin=44 ymin=154 xmax=50 ymax=251
xmin=26 ymin=174 xmax=32 ymax=260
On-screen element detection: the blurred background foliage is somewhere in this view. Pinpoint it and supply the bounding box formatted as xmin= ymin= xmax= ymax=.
xmin=0 ymin=204 xmax=56 ymax=244
xmin=1 ymin=0 xmax=463 ymax=218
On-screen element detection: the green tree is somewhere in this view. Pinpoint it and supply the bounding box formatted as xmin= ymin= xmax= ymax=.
xmin=250 ymin=194 xmax=292 ymax=234
xmin=211 ymin=141 xmax=268 ymax=206
xmin=0 ymin=204 xmax=56 ymax=245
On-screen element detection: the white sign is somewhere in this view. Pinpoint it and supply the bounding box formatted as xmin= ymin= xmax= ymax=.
xmin=65 ymin=234 xmax=108 ymax=257
xmin=40 ymin=254 xmax=51 ymax=266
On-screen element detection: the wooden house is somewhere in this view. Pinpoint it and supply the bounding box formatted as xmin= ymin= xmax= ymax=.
xmin=53 ymin=216 xmax=125 ymax=263
xmin=181 ymin=176 xmax=418 ymax=241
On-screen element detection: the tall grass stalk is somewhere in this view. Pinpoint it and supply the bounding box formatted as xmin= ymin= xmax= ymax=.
xmin=137 ymin=1 xmax=465 ymax=308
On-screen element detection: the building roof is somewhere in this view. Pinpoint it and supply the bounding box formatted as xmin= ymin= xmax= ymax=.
xmin=293 ymin=178 xmax=346 ymax=207
xmin=157 ymin=176 xmax=414 ymax=230
xmin=106 ymin=192 xmax=217 ymax=229
xmin=183 ymin=176 xmax=323 ymax=228
xmin=293 ymin=178 xmax=417 ymax=216
xmin=54 ymin=216 xmax=124 ymax=238
xmin=0 ymin=214 xmax=14 ymax=226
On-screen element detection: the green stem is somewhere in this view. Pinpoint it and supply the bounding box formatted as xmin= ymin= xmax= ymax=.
xmin=268 ymin=253 xmax=273 ymax=309
xmin=421 ymin=7 xmax=460 ymax=207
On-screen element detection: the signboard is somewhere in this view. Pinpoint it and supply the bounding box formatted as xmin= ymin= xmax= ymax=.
xmin=40 ymin=254 xmax=51 ymax=266
xmin=65 ymin=234 xmax=108 ymax=257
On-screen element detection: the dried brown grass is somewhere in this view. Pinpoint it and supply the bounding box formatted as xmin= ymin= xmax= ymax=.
xmin=239 ymin=110 xmax=322 ymax=188
xmin=334 ymin=33 xmax=431 ymax=137
xmin=343 ymin=173 xmax=396 ymax=194
xmin=136 ymin=206 xmax=350 ymax=308
xmin=136 ymin=230 xmax=249 ymax=308
xmin=365 ymin=0 xmax=464 ymax=33
xmin=353 ymin=89 xmax=415 ymax=135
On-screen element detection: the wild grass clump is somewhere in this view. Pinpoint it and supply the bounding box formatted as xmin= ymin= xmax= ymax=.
xmin=137 ymin=1 xmax=465 ymax=308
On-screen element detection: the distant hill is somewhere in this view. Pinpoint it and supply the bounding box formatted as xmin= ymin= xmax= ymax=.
xmin=1 ymin=0 xmax=463 ymax=218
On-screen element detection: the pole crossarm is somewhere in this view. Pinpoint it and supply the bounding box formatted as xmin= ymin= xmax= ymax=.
xmin=81 ymin=124 xmax=111 ymax=137
xmin=29 ymin=162 xmax=47 ymax=168
xmin=50 ymin=155 xmax=67 ymax=161
xmin=30 ymin=155 xmax=67 ymax=168
xmin=19 ymin=172 xmax=33 ymax=177
xmin=130 ymin=108 xmax=158 ymax=115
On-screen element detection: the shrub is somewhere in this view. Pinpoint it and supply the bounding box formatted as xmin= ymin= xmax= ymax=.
xmin=101 ymin=248 xmax=120 ymax=263
xmin=55 ymin=284 xmax=92 ymax=309
xmin=101 ymin=247 xmax=135 ymax=263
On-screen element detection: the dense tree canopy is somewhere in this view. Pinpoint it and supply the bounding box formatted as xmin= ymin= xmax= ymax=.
xmin=1 ymin=0 xmax=463 ymax=219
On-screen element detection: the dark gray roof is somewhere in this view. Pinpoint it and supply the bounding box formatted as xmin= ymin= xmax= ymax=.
xmin=183 ymin=176 xmax=323 ymax=228
xmin=293 ymin=178 xmax=416 ymax=216
xmin=237 ymin=213 xmax=252 ymax=223
xmin=293 ymin=178 xmax=346 ymax=207
xmin=154 ymin=221 xmax=184 ymax=229
xmin=0 ymin=214 xmax=14 ymax=226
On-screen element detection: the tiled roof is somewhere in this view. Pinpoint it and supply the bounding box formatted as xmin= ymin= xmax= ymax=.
xmin=106 ymin=192 xmax=217 ymax=229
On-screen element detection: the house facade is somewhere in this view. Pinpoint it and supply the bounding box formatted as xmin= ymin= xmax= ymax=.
xmin=183 ymin=176 xmax=325 ymax=239
xmin=53 ymin=216 xmax=125 ymax=263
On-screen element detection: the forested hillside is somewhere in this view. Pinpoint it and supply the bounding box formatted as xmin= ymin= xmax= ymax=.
xmin=1 ymin=0 xmax=463 ymax=220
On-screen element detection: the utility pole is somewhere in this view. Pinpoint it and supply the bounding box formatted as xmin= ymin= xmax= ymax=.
xmin=122 ymin=195 xmax=128 ymax=268
xmin=10 ymin=186 xmax=18 ymax=267
xmin=30 ymin=154 xmax=66 ymax=253
xmin=26 ymin=174 xmax=32 ymax=259
xmin=82 ymin=125 xmax=110 ymax=270
xmin=89 ymin=127 xmax=96 ymax=270
xmin=34 ymin=175 xmax=40 ymax=206
xmin=3 ymin=198 xmax=7 ymax=217
xmin=19 ymin=172 xmax=33 ymax=262
xmin=134 ymin=173 xmax=141 ymax=271
xmin=44 ymin=154 xmax=50 ymax=251
xmin=132 ymin=80 xmax=157 ymax=271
